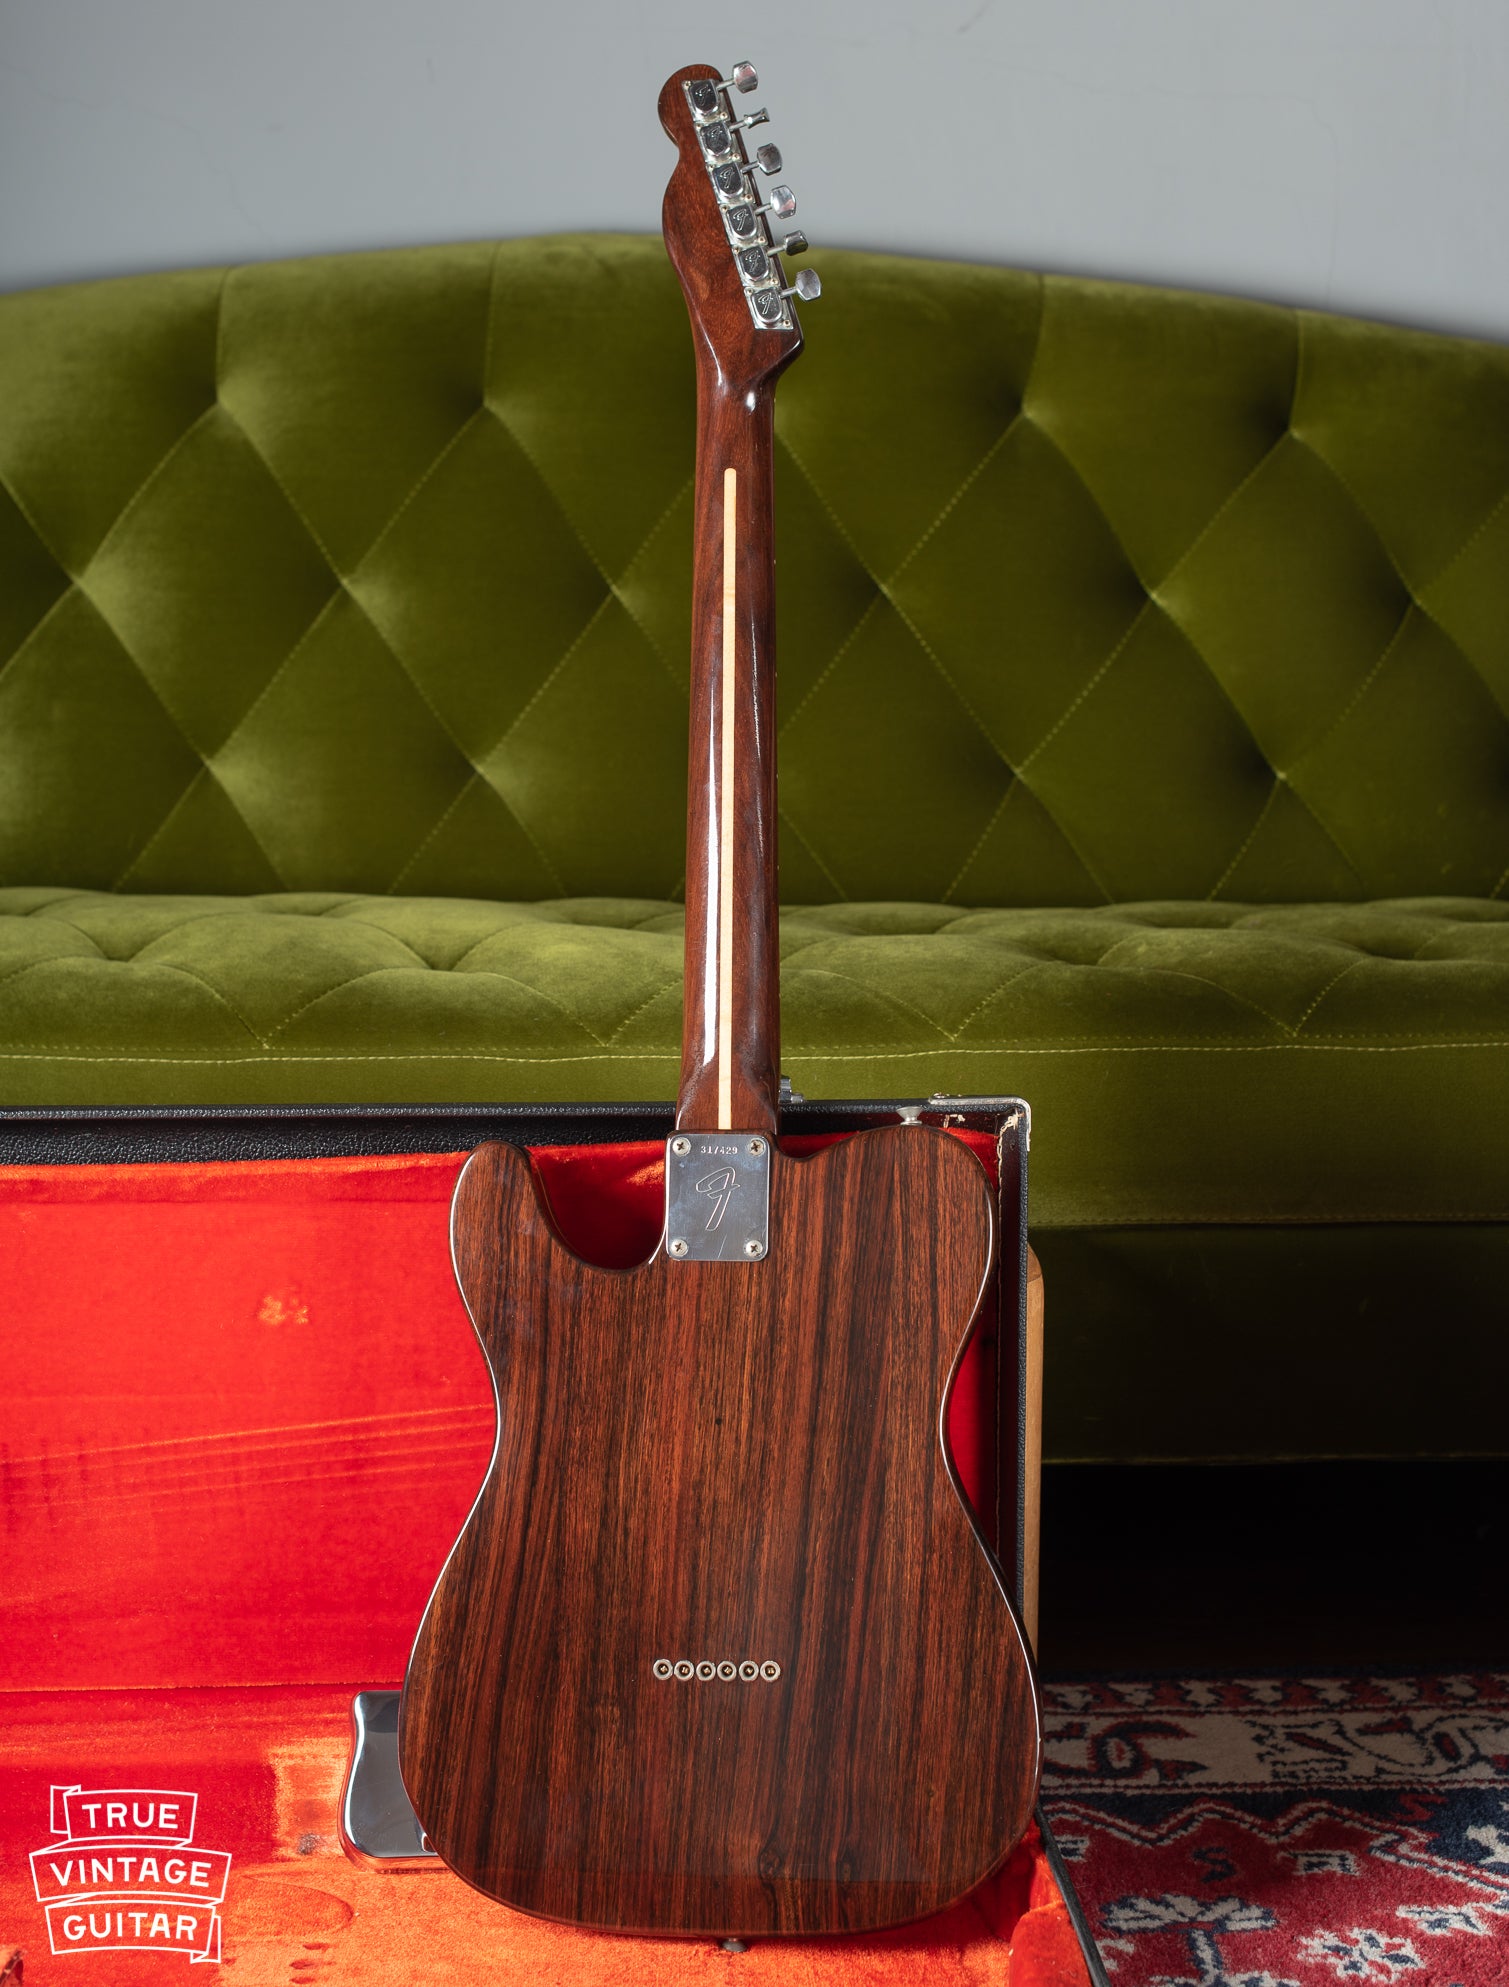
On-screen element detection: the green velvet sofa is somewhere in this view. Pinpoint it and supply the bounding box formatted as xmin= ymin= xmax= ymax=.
xmin=2 ymin=233 xmax=1505 ymax=1464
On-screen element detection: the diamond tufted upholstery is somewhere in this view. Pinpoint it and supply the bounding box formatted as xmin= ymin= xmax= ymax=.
xmin=2 ymin=885 xmax=1507 ymax=1227
xmin=3 ymin=235 xmax=1507 ymax=908
xmin=1 ymin=235 xmax=1506 ymax=1459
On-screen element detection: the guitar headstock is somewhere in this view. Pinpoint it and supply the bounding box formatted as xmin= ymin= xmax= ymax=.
xmin=659 ymin=61 xmax=819 ymax=389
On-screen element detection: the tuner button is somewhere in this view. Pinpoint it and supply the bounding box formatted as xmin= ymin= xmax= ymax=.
xmin=783 ymin=269 xmax=821 ymax=302
xmin=782 ymin=230 xmax=809 ymax=257
xmin=732 ymin=107 xmax=770 ymax=132
xmin=761 ymin=184 xmax=797 ymax=221
xmin=727 ymin=61 xmax=758 ymax=93
xmin=754 ymin=142 xmax=782 ymax=175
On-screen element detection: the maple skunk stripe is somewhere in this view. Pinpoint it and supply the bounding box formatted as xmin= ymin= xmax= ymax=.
xmin=719 ymin=464 xmax=736 ymax=1132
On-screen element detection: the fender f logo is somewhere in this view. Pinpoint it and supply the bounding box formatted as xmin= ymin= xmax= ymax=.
xmin=664 ymin=1133 xmax=768 ymax=1263
xmin=695 ymin=1167 xmax=736 ymax=1230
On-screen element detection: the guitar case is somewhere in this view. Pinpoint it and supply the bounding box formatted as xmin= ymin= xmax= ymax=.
xmin=0 ymin=1093 xmax=1108 ymax=1983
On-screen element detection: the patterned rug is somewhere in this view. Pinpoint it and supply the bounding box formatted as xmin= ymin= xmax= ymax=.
xmin=1040 ymin=1674 xmax=1509 ymax=1985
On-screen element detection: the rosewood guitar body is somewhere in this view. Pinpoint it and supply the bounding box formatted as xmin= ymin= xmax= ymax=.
xmin=400 ymin=59 xmax=1042 ymax=1935
xmin=399 ymin=1125 xmax=1039 ymax=1936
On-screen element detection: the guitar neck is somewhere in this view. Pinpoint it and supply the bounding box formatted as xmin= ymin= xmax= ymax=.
xmin=659 ymin=58 xmax=810 ymax=1138
xmin=676 ymin=371 xmax=782 ymax=1136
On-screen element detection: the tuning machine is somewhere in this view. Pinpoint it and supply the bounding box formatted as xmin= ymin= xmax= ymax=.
xmin=756 ymin=185 xmax=797 ymax=223
xmin=693 ymin=108 xmax=771 ymax=170
xmin=686 ymin=62 xmax=758 ymax=122
xmin=707 ymin=147 xmax=783 ymax=213
xmin=732 ymin=241 xmax=809 ymax=287
xmin=748 ymin=272 xmax=819 ymax=321
xmin=682 ymin=60 xmax=822 ymax=331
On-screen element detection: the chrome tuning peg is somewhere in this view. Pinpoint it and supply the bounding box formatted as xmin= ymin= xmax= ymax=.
xmin=757 ymin=184 xmax=797 ymax=222
xmin=724 ymin=61 xmax=758 ymax=94
xmin=708 ymin=147 xmax=779 ymax=200
xmin=783 ymin=269 xmax=821 ymax=303
xmin=781 ymin=230 xmax=809 ymax=256
xmin=729 ymin=107 xmax=770 ymax=134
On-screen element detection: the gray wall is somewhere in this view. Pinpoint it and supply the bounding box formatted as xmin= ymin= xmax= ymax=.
xmin=2 ymin=0 xmax=1506 ymax=337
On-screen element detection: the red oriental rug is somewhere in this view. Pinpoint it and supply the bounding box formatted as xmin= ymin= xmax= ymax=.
xmin=1040 ymin=1673 xmax=1509 ymax=1986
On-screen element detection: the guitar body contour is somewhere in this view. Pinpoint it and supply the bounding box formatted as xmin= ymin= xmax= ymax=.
xmin=398 ymin=1125 xmax=1039 ymax=1936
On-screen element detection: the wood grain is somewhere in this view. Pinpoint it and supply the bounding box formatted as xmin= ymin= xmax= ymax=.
xmin=398 ymin=66 xmax=1043 ymax=1939
xmin=400 ymin=1126 xmax=1041 ymax=1935
xmin=659 ymin=63 xmax=803 ymax=1139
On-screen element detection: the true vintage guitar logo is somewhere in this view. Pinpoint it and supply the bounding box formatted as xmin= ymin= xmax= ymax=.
xmin=30 ymin=1786 xmax=230 ymax=1963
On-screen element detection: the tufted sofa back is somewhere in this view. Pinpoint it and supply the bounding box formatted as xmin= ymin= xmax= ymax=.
xmin=1 ymin=233 xmax=1505 ymax=906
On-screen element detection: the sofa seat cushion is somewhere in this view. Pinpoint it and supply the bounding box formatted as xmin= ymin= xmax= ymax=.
xmin=2 ymin=888 xmax=1505 ymax=1227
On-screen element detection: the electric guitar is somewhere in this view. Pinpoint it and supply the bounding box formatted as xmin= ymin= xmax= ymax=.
xmin=397 ymin=59 xmax=1041 ymax=1937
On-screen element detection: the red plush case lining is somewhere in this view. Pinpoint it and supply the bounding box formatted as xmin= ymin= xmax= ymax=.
xmin=1 ymin=1136 xmax=1088 ymax=1986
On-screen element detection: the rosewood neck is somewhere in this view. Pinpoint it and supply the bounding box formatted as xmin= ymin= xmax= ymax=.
xmin=660 ymin=60 xmax=804 ymax=1139
xmin=675 ymin=350 xmax=787 ymax=1134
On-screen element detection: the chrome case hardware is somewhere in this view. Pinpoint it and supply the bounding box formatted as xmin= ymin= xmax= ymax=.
xmin=664 ymin=1132 xmax=771 ymax=1263
xmin=340 ymin=1690 xmax=440 ymax=1870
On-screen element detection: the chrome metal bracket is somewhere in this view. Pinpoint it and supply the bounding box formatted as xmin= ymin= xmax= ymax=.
xmin=664 ymin=1132 xmax=771 ymax=1262
xmin=340 ymin=1691 xmax=439 ymax=1870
